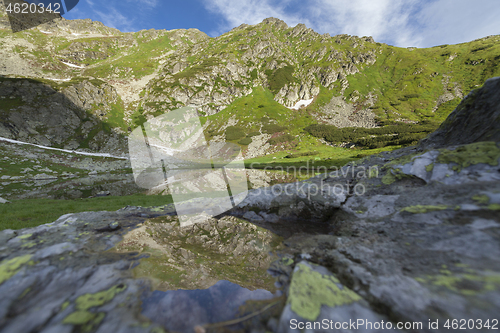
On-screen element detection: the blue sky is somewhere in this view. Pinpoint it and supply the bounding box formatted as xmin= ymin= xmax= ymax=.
xmin=63 ymin=0 xmax=500 ymax=48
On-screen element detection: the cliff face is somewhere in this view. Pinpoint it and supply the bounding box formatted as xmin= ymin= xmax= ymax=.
xmin=0 ymin=78 xmax=127 ymax=155
xmin=420 ymin=76 xmax=500 ymax=148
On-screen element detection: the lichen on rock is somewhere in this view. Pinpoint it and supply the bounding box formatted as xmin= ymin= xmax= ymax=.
xmin=287 ymin=262 xmax=361 ymax=321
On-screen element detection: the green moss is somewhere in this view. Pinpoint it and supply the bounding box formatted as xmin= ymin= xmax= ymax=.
xmin=21 ymin=242 xmax=37 ymax=249
xmin=472 ymin=194 xmax=490 ymax=205
xmin=63 ymin=310 xmax=105 ymax=330
xmin=488 ymin=204 xmax=500 ymax=211
xmin=17 ymin=233 xmax=32 ymax=240
xmin=61 ymin=301 xmax=70 ymax=311
xmin=425 ymin=163 xmax=434 ymax=172
xmin=418 ymin=272 xmax=500 ymax=296
xmin=436 ymin=142 xmax=500 ymax=172
xmin=62 ymin=284 xmax=125 ymax=329
xmin=0 ymin=254 xmax=33 ymax=285
xmin=381 ymin=168 xmax=406 ymax=185
xmin=400 ymin=205 xmax=449 ymax=214
xmin=74 ymin=284 xmax=127 ymax=311
xmin=368 ymin=166 xmax=379 ymax=178
xmin=288 ymin=263 xmax=361 ymax=321
xmin=381 ymin=171 xmax=396 ymax=185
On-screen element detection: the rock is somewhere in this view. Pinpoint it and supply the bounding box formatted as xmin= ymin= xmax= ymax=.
xmin=234 ymin=178 xmax=348 ymax=223
xmin=0 ymin=197 xmax=10 ymax=204
xmin=0 ymin=208 xmax=178 ymax=333
xmin=278 ymin=261 xmax=391 ymax=333
xmin=421 ymin=76 xmax=500 ymax=148
xmin=242 ymin=210 xmax=264 ymax=223
xmin=266 ymin=77 xmax=500 ymax=332
xmin=33 ymin=173 xmax=58 ymax=180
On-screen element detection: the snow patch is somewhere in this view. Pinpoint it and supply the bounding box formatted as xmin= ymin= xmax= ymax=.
xmin=61 ymin=61 xmax=85 ymax=69
xmin=39 ymin=30 xmax=52 ymax=34
xmin=45 ymin=78 xmax=71 ymax=81
xmin=289 ymin=98 xmax=314 ymax=110
xmin=0 ymin=136 xmax=127 ymax=159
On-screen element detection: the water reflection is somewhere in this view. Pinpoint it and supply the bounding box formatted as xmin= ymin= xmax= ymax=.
xmin=113 ymin=215 xmax=284 ymax=331
xmin=142 ymin=280 xmax=273 ymax=333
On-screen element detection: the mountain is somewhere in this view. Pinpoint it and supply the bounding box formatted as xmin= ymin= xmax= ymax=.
xmin=1 ymin=1 xmax=499 ymax=158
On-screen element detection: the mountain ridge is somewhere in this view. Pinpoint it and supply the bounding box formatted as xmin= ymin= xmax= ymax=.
xmin=1 ymin=1 xmax=499 ymax=159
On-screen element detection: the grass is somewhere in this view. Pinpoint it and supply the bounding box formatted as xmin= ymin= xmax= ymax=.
xmin=86 ymin=33 xmax=175 ymax=79
xmin=206 ymin=86 xmax=316 ymax=138
xmin=0 ymin=194 xmax=173 ymax=231
xmin=104 ymin=100 xmax=128 ymax=131
xmin=265 ymin=65 xmax=296 ymax=94
xmin=339 ymin=36 xmax=500 ymax=124
xmin=244 ymin=144 xmax=399 ymax=170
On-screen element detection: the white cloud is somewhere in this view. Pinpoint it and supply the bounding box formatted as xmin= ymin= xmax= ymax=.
xmin=201 ymin=0 xmax=500 ymax=47
xmin=415 ymin=0 xmax=500 ymax=47
xmin=309 ymin=0 xmax=421 ymax=46
xmin=202 ymin=0 xmax=313 ymax=35
xmin=93 ymin=7 xmax=136 ymax=32
xmin=127 ymin=0 xmax=159 ymax=8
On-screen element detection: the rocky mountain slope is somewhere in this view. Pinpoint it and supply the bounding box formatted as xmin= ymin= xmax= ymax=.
xmin=1 ymin=1 xmax=499 ymax=157
xmin=1 ymin=75 xmax=499 ymax=332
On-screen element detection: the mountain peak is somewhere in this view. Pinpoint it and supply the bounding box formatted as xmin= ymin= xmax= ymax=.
xmin=260 ymin=17 xmax=288 ymax=29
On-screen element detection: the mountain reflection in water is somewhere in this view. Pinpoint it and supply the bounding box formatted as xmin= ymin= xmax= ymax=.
xmin=141 ymin=280 xmax=273 ymax=333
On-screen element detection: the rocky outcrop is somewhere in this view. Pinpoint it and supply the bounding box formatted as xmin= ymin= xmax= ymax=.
xmin=316 ymin=94 xmax=378 ymax=128
xmin=230 ymin=77 xmax=500 ymax=332
xmin=421 ymin=76 xmax=500 ymax=148
xmin=0 ymin=78 xmax=127 ymax=155
xmin=0 ymin=209 xmax=170 ymax=333
xmin=139 ymin=18 xmax=380 ymax=116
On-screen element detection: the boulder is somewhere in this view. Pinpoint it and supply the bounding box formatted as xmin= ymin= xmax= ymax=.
xmin=421 ymin=76 xmax=500 ymax=148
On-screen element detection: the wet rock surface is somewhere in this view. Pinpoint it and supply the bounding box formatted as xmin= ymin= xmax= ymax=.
xmin=0 ymin=207 xmax=285 ymax=333
xmin=114 ymin=214 xmax=283 ymax=292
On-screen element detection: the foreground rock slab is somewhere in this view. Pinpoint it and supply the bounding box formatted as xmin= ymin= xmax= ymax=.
xmin=0 ymin=207 xmax=176 ymax=333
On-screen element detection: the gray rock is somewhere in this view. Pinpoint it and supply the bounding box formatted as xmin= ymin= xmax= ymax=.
xmin=421 ymin=76 xmax=500 ymax=148
xmin=278 ymin=261 xmax=392 ymax=333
